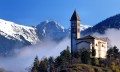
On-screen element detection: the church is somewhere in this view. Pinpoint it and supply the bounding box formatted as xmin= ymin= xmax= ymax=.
xmin=70 ymin=10 xmax=107 ymax=58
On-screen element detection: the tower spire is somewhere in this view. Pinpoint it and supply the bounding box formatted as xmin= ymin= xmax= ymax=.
xmin=70 ymin=10 xmax=80 ymax=21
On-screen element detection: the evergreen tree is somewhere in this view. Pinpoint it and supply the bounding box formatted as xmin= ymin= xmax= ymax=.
xmin=31 ymin=67 xmax=38 ymax=72
xmin=73 ymin=50 xmax=81 ymax=64
xmin=39 ymin=58 xmax=48 ymax=72
xmin=107 ymin=46 xmax=120 ymax=67
xmin=48 ymin=57 xmax=55 ymax=72
xmin=113 ymin=46 xmax=119 ymax=58
xmin=55 ymin=46 xmax=71 ymax=71
xmin=107 ymin=46 xmax=120 ymax=59
xmin=81 ymin=50 xmax=90 ymax=64
xmin=31 ymin=56 xmax=39 ymax=72
xmin=73 ymin=51 xmax=81 ymax=59
xmin=60 ymin=46 xmax=71 ymax=64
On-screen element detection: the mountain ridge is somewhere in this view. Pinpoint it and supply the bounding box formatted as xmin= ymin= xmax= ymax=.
xmin=81 ymin=14 xmax=120 ymax=35
xmin=0 ymin=19 xmax=90 ymax=56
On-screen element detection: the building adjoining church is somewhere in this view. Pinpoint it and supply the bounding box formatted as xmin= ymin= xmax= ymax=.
xmin=70 ymin=10 xmax=107 ymax=58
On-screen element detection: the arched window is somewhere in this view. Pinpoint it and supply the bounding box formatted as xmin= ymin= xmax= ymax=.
xmin=77 ymin=29 xmax=80 ymax=32
xmin=96 ymin=44 xmax=97 ymax=46
xmin=102 ymin=44 xmax=104 ymax=47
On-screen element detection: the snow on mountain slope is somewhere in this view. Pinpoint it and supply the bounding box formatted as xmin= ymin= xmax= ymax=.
xmin=0 ymin=19 xmax=39 ymax=44
xmin=36 ymin=20 xmax=91 ymax=41
xmin=0 ymin=19 xmax=90 ymax=56
xmin=0 ymin=19 xmax=90 ymax=44
xmin=80 ymin=24 xmax=91 ymax=31
xmin=36 ymin=20 xmax=68 ymax=41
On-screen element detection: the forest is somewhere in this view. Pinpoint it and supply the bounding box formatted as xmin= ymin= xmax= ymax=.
xmin=31 ymin=46 xmax=120 ymax=72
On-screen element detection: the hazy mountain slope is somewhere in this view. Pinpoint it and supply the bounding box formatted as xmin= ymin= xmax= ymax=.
xmin=81 ymin=14 xmax=120 ymax=35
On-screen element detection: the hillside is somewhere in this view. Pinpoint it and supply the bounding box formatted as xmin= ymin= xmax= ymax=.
xmin=61 ymin=64 xmax=111 ymax=72
xmin=81 ymin=14 xmax=120 ymax=35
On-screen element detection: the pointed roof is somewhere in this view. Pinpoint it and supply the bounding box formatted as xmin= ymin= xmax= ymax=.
xmin=70 ymin=10 xmax=80 ymax=21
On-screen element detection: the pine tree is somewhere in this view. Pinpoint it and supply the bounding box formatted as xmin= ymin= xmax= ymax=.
xmin=39 ymin=58 xmax=48 ymax=72
xmin=81 ymin=50 xmax=90 ymax=64
xmin=32 ymin=56 xmax=39 ymax=72
xmin=31 ymin=67 xmax=38 ymax=72
xmin=55 ymin=46 xmax=71 ymax=71
xmin=48 ymin=57 xmax=55 ymax=72
xmin=34 ymin=56 xmax=39 ymax=68
xmin=107 ymin=46 xmax=120 ymax=59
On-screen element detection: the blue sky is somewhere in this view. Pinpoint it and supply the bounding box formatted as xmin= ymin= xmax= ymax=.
xmin=0 ymin=0 xmax=120 ymax=28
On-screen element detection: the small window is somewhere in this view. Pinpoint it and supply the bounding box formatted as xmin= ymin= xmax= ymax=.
xmin=72 ymin=23 xmax=74 ymax=26
xmin=74 ymin=24 xmax=76 ymax=26
xmin=102 ymin=44 xmax=104 ymax=47
xmin=77 ymin=29 xmax=80 ymax=32
xmin=74 ymin=29 xmax=76 ymax=32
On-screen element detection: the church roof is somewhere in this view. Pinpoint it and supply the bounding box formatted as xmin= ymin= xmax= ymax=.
xmin=78 ymin=35 xmax=107 ymax=42
xmin=70 ymin=10 xmax=80 ymax=21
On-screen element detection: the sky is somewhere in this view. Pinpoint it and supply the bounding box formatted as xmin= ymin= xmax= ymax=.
xmin=0 ymin=0 xmax=120 ymax=28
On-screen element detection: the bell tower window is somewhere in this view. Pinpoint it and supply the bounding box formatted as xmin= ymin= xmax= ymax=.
xmin=77 ymin=29 xmax=80 ymax=32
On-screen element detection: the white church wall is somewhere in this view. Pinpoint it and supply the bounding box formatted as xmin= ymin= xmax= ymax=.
xmin=77 ymin=21 xmax=80 ymax=39
xmin=76 ymin=39 xmax=107 ymax=58
xmin=94 ymin=39 xmax=107 ymax=58
xmin=100 ymin=41 xmax=107 ymax=58
xmin=94 ymin=39 xmax=99 ymax=58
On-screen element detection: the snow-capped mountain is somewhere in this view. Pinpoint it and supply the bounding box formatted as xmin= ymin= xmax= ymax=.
xmin=0 ymin=19 xmax=39 ymax=56
xmin=36 ymin=20 xmax=69 ymax=41
xmin=0 ymin=19 xmax=90 ymax=56
xmin=0 ymin=19 xmax=39 ymax=44
xmin=80 ymin=24 xmax=91 ymax=31
xmin=0 ymin=19 xmax=90 ymax=43
xmin=36 ymin=20 xmax=91 ymax=41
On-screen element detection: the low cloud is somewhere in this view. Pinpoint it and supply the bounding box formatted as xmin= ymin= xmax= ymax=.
xmin=92 ymin=28 xmax=120 ymax=49
xmin=2 ymin=28 xmax=120 ymax=72
xmin=0 ymin=38 xmax=70 ymax=72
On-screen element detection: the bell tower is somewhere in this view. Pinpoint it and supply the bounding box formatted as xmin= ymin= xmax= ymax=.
xmin=70 ymin=10 xmax=80 ymax=53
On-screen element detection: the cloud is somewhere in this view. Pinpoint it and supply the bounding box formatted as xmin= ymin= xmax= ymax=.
xmin=0 ymin=37 xmax=70 ymax=72
xmin=1 ymin=28 xmax=120 ymax=72
xmin=92 ymin=28 xmax=120 ymax=49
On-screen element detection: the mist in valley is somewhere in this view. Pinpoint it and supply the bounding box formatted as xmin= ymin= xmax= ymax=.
xmin=92 ymin=28 xmax=120 ymax=49
xmin=0 ymin=38 xmax=70 ymax=72
xmin=0 ymin=28 xmax=120 ymax=72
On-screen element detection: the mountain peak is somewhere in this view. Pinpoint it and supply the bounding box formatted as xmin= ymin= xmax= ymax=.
xmin=0 ymin=19 xmax=91 ymax=56
xmin=0 ymin=19 xmax=39 ymax=44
